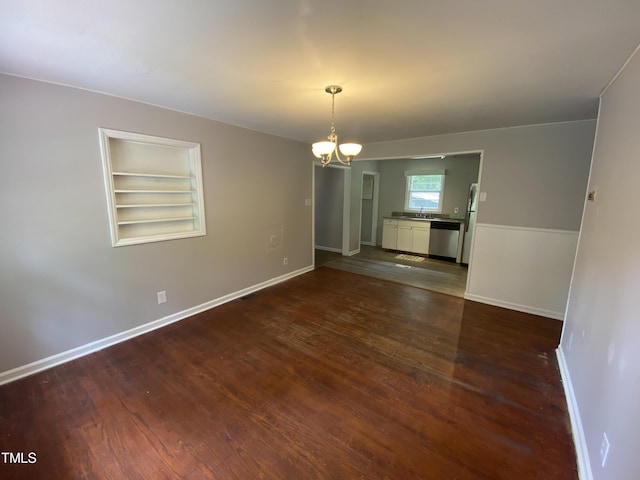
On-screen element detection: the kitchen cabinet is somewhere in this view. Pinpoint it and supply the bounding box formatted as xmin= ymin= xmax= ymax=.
xmin=382 ymin=219 xmax=398 ymax=249
xmin=382 ymin=218 xmax=431 ymax=254
xmin=400 ymin=220 xmax=431 ymax=254
xmin=397 ymin=223 xmax=413 ymax=251
xmin=412 ymin=224 xmax=431 ymax=255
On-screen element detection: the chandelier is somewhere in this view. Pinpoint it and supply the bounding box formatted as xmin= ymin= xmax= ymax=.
xmin=312 ymin=85 xmax=362 ymax=167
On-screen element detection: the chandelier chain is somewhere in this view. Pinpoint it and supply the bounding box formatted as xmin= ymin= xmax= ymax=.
xmin=330 ymin=90 xmax=336 ymax=134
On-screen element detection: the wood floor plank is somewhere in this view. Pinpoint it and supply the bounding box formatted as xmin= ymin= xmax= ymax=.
xmin=0 ymin=267 xmax=576 ymax=479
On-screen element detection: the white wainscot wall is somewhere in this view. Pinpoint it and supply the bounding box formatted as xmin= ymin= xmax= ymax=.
xmin=465 ymin=224 xmax=579 ymax=320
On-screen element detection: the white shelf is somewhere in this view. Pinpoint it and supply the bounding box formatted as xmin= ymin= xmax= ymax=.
xmin=116 ymin=203 xmax=197 ymax=208
xmin=99 ymin=128 xmax=206 ymax=246
xmin=112 ymin=172 xmax=193 ymax=179
xmin=114 ymin=189 xmax=196 ymax=193
xmin=117 ymin=217 xmax=196 ymax=225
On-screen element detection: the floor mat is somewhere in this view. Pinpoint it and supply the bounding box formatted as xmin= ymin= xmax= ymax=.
xmin=395 ymin=254 xmax=425 ymax=262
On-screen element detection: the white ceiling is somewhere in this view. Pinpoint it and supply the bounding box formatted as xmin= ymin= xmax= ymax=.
xmin=1 ymin=0 xmax=639 ymax=144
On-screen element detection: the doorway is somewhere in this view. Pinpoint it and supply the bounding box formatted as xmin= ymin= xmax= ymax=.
xmin=314 ymin=152 xmax=481 ymax=298
xmin=360 ymin=171 xmax=380 ymax=246
xmin=314 ymin=164 xmax=350 ymax=256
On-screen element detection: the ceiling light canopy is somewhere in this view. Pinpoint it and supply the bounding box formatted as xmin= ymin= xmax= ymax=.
xmin=312 ymin=85 xmax=362 ymax=167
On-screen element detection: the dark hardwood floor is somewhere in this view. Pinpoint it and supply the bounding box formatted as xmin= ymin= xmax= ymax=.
xmin=0 ymin=267 xmax=576 ymax=479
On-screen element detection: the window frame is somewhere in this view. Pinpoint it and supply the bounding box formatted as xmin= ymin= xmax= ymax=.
xmin=404 ymin=171 xmax=446 ymax=213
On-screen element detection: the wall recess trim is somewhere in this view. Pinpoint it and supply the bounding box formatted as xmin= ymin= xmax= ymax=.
xmin=99 ymin=128 xmax=206 ymax=246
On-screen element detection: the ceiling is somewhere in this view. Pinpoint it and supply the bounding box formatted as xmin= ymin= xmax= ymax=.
xmin=1 ymin=0 xmax=639 ymax=144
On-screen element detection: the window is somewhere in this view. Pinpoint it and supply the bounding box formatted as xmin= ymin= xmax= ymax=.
xmin=404 ymin=172 xmax=445 ymax=212
xmin=99 ymin=128 xmax=206 ymax=247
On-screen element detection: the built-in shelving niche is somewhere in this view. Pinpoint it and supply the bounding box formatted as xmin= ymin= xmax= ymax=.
xmin=99 ymin=128 xmax=206 ymax=247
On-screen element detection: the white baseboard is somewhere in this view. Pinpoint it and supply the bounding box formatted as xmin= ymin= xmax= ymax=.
xmin=0 ymin=265 xmax=314 ymax=386
xmin=556 ymin=346 xmax=593 ymax=480
xmin=314 ymin=245 xmax=342 ymax=253
xmin=463 ymin=293 xmax=564 ymax=320
xmin=314 ymin=246 xmax=360 ymax=256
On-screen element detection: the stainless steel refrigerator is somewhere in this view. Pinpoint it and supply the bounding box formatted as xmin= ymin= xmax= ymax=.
xmin=461 ymin=183 xmax=478 ymax=265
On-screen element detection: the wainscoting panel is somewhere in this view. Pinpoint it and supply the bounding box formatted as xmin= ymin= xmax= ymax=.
xmin=465 ymin=224 xmax=579 ymax=320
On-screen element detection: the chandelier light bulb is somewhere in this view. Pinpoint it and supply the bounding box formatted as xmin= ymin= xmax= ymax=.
xmin=312 ymin=141 xmax=336 ymax=158
xmin=338 ymin=143 xmax=362 ymax=157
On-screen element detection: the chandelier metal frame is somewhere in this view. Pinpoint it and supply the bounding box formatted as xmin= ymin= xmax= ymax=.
xmin=312 ymin=85 xmax=362 ymax=167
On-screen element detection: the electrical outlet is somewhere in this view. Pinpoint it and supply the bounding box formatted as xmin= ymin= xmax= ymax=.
xmin=283 ymin=257 xmax=288 ymax=265
xmin=157 ymin=291 xmax=167 ymax=304
xmin=600 ymin=432 xmax=610 ymax=467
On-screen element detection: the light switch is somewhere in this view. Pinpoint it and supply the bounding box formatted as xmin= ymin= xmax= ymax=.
xmin=479 ymin=192 xmax=487 ymax=202
xmin=157 ymin=291 xmax=167 ymax=304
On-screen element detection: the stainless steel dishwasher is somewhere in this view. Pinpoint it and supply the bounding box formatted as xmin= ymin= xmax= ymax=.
xmin=428 ymin=221 xmax=461 ymax=261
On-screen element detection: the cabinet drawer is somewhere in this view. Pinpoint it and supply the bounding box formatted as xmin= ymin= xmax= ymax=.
xmin=383 ymin=218 xmax=398 ymax=226
xmin=399 ymin=220 xmax=431 ymax=229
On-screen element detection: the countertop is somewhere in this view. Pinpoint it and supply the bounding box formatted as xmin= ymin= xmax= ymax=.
xmin=384 ymin=216 xmax=464 ymax=224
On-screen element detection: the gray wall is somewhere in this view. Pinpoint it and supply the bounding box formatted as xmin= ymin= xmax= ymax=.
xmin=0 ymin=74 xmax=312 ymax=374
xmin=314 ymin=165 xmax=345 ymax=251
xmin=561 ymin=48 xmax=640 ymax=479
xmin=325 ymin=122 xmax=595 ymax=256
xmin=361 ymin=120 xmax=596 ymax=231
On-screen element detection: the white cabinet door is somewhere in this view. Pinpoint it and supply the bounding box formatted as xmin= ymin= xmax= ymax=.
xmin=412 ymin=226 xmax=431 ymax=255
xmin=382 ymin=219 xmax=398 ymax=249
xmin=397 ymin=225 xmax=413 ymax=251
